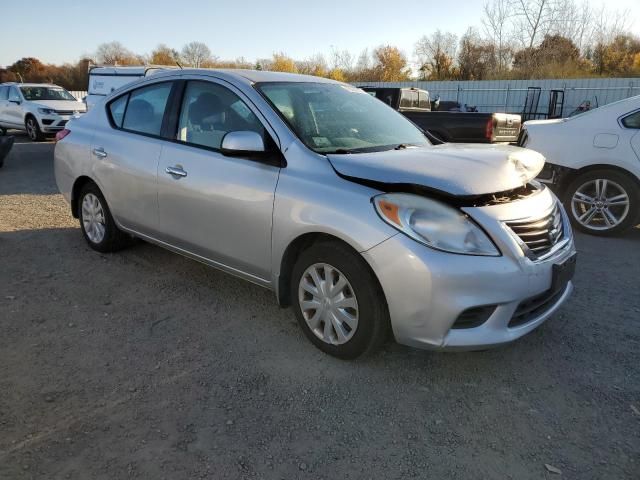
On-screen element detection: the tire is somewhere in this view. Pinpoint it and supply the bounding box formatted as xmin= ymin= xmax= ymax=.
xmin=78 ymin=182 xmax=130 ymax=252
xmin=290 ymin=241 xmax=390 ymax=359
xmin=563 ymin=169 xmax=639 ymax=236
xmin=0 ymin=127 xmax=6 ymax=136
xmin=25 ymin=116 xmax=44 ymax=142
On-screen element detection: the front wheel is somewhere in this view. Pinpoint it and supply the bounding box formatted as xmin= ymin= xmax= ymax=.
xmin=290 ymin=241 xmax=389 ymax=359
xmin=25 ymin=116 xmax=44 ymax=142
xmin=563 ymin=169 xmax=639 ymax=236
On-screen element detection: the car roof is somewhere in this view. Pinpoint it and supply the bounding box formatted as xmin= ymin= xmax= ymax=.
xmin=149 ymin=68 xmax=340 ymax=85
xmin=0 ymin=82 xmax=62 ymax=88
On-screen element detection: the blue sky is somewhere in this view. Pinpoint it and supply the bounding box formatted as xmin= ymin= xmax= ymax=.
xmin=1 ymin=0 xmax=638 ymax=67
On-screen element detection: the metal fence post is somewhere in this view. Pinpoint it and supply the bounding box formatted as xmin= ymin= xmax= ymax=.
xmin=504 ymin=85 xmax=510 ymax=112
xmin=456 ymin=85 xmax=461 ymax=103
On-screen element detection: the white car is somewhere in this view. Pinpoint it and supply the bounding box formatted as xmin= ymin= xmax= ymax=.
xmin=0 ymin=83 xmax=86 ymax=141
xmin=521 ymin=95 xmax=640 ymax=235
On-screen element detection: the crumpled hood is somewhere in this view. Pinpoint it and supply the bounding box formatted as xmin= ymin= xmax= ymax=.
xmin=32 ymin=100 xmax=86 ymax=112
xmin=327 ymin=144 xmax=545 ymax=197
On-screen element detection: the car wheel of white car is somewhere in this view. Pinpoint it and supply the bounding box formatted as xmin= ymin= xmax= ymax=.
xmin=290 ymin=241 xmax=389 ymax=359
xmin=564 ymin=169 xmax=639 ymax=236
xmin=25 ymin=116 xmax=44 ymax=142
xmin=78 ymin=182 xmax=130 ymax=252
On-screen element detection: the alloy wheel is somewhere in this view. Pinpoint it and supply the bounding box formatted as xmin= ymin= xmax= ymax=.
xmin=571 ymin=178 xmax=630 ymax=231
xmin=81 ymin=193 xmax=106 ymax=243
xmin=298 ymin=263 xmax=359 ymax=345
xmin=26 ymin=119 xmax=37 ymax=141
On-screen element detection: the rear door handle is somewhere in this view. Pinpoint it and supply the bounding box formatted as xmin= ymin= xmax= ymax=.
xmin=92 ymin=147 xmax=107 ymax=158
xmin=165 ymin=166 xmax=187 ymax=178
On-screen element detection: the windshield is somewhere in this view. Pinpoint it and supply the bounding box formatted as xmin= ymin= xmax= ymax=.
xmin=20 ymin=86 xmax=77 ymax=102
xmin=257 ymin=82 xmax=430 ymax=153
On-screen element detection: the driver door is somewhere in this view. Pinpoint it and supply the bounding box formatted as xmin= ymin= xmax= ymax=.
xmin=157 ymin=79 xmax=281 ymax=282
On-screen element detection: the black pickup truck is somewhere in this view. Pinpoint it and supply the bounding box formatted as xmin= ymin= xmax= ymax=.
xmin=361 ymin=87 xmax=521 ymax=144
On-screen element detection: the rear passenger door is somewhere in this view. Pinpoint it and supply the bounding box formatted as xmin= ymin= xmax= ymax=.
xmin=157 ymin=78 xmax=281 ymax=282
xmin=92 ymin=80 xmax=174 ymax=236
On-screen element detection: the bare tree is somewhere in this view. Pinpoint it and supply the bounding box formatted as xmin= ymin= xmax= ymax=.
xmin=511 ymin=0 xmax=557 ymax=49
xmin=181 ymin=41 xmax=213 ymax=68
xmin=95 ymin=41 xmax=141 ymax=65
xmin=482 ymin=0 xmax=513 ymax=71
xmin=329 ymin=46 xmax=354 ymax=72
xmin=414 ymin=30 xmax=458 ymax=80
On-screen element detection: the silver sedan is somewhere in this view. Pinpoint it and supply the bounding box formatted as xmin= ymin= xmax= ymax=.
xmin=54 ymin=69 xmax=576 ymax=358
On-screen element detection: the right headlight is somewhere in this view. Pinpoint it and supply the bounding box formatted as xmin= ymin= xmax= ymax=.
xmin=373 ymin=193 xmax=500 ymax=256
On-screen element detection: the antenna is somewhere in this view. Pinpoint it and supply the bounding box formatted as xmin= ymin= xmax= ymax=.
xmin=175 ymin=60 xmax=184 ymax=70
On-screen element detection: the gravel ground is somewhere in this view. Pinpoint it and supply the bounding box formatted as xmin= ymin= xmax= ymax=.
xmin=1 ymin=134 xmax=639 ymax=480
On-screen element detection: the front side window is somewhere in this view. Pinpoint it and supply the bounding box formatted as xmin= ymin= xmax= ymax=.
xmin=621 ymin=111 xmax=640 ymax=129
xmin=0 ymin=86 xmax=7 ymax=101
xmin=177 ymin=81 xmax=265 ymax=150
xmin=121 ymin=82 xmax=172 ymax=136
xmin=20 ymin=86 xmax=76 ymax=101
xmin=258 ymin=82 xmax=430 ymax=153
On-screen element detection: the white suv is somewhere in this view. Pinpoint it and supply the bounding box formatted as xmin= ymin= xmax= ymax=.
xmin=0 ymin=83 xmax=86 ymax=141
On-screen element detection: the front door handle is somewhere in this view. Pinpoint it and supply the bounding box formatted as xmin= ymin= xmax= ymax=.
xmin=165 ymin=166 xmax=187 ymax=178
xmin=92 ymin=147 xmax=107 ymax=158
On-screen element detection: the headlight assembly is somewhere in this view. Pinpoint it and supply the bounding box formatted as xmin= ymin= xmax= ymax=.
xmin=38 ymin=108 xmax=57 ymax=115
xmin=373 ymin=193 xmax=500 ymax=256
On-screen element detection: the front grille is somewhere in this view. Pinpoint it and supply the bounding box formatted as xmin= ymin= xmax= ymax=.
xmin=509 ymin=286 xmax=566 ymax=328
xmin=55 ymin=110 xmax=75 ymax=116
xmin=505 ymin=203 xmax=564 ymax=259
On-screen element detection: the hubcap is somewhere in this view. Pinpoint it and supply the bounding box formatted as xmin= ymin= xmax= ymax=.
xmin=81 ymin=193 xmax=106 ymax=243
xmin=571 ymin=179 xmax=629 ymax=231
xmin=298 ymin=263 xmax=358 ymax=345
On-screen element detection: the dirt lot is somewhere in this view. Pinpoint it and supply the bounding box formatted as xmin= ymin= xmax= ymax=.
xmin=0 ymin=134 xmax=639 ymax=480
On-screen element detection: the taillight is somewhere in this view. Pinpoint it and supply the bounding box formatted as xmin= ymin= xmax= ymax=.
xmin=55 ymin=129 xmax=70 ymax=142
xmin=485 ymin=118 xmax=494 ymax=141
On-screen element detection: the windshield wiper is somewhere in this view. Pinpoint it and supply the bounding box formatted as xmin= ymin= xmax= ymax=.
xmin=326 ymin=148 xmax=354 ymax=154
xmin=394 ymin=143 xmax=415 ymax=150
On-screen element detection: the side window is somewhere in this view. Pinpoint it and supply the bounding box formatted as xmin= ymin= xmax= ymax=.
xmin=121 ymin=82 xmax=172 ymax=136
xmin=0 ymin=86 xmax=7 ymax=101
xmin=8 ymin=87 xmax=20 ymax=102
xmin=418 ymin=91 xmax=430 ymax=109
xmin=177 ymin=81 xmax=265 ymax=150
xmin=108 ymin=94 xmax=129 ymax=128
xmin=621 ymin=111 xmax=640 ymax=129
xmin=399 ymin=90 xmax=411 ymax=109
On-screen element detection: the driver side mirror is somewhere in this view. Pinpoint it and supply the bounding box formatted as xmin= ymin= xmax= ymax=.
xmin=221 ymin=131 xmax=266 ymax=157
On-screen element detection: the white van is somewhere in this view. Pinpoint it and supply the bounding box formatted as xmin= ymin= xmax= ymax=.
xmin=85 ymin=66 xmax=173 ymax=110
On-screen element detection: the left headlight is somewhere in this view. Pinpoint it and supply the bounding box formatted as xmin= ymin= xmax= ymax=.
xmin=37 ymin=107 xmax=57 ymax=115
xmin=373 ymin=193 xmax=500 ymax=256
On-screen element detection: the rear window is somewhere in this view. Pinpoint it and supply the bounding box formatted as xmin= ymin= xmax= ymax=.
xmin=621 ymin=111 xmax=640 ymax=129
xmin=108 ymin=82 xmax=172 ymax=136
xmin=418 ymin=91 xmax=430 ymax=110
xmin=108 ymin=94 xmax=128 ymax=128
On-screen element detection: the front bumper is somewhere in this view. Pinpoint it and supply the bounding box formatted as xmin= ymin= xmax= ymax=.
xmin=362 ymin=186 xmax=576 ymax=350
xmin=38 ymin=113 xmax=83 ymax=132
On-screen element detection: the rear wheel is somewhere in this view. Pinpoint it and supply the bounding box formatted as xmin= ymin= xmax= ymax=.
xmin=290 ymin=241 xmax=389 ymax=359
xmin=25 ymin=116 xmax=44 ymax=142
xmin=78 ymin=182 xmax=130 ymax=252
xmin=563 ymin=169 xmax=638 ymax=236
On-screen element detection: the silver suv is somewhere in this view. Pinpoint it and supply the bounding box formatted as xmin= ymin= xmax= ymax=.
xmin=0 ymin=83 xmax=86 ymax=141
xmin=54 ymin=69 xmax=576 ymax=359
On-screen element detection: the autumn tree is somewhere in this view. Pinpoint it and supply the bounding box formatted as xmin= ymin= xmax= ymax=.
xmin=181 ymin=42 xmax=213 ymax=68
xmin=150 ymin=44 xmax=180 ymax=65
xmin=457 ymin=28 xmax=497 ymax=80
xmin=415 ymin=31 xmax=458 ymax=80
xmin=269 ymin=53 xmax=298 ymax=73
xmin=370 ymin=46 xmax=410 ymax=82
